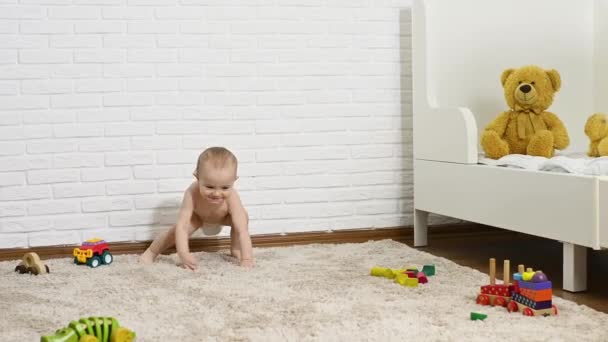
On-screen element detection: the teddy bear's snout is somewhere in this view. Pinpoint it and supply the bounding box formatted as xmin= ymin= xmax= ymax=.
xmin=519 ymin=84 xmax=532 ymax=93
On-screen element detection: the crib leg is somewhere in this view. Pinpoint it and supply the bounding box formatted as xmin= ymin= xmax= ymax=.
xmin=562 ymin=243 xmax=587 ymax=292
xmin=414 ymin=209 xmax=429 ymax=247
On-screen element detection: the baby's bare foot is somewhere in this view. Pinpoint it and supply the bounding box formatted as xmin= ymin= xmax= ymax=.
xmin=139 ymin=249 xmax=157 ymax=265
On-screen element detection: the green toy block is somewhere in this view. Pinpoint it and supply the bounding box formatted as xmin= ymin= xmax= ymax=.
xmin=470 ymin=312 xmax=488 ymax=321
xmin=422 ymin=264 xmax=435 ymax=276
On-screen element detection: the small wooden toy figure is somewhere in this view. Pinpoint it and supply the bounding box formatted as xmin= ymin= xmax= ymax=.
xmin=14 ymin=252 xmax=49 ymax=275
xmin=476 ymin=258 xmax=558 ymax=317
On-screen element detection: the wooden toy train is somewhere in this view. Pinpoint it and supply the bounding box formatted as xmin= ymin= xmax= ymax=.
xmin=476 ymin=258 xmax=557 ymax=317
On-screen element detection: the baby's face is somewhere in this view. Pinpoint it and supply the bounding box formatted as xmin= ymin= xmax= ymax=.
xmin=198 ymin=165 xmax=237 ymax=205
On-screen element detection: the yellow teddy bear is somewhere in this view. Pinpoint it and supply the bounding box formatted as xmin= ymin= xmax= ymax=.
xmin=481 ymin=65 xmax=570 ymax=159
xmin=584 ymin=113 xmax=608 ymax=157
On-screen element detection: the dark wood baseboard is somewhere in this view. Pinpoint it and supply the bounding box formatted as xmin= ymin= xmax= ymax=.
xmin=0 ymin=223 xmax=521 ymax=261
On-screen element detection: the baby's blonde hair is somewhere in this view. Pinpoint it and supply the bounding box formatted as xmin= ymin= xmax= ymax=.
xmin=193 ymin=147 xmax=238 ymax=178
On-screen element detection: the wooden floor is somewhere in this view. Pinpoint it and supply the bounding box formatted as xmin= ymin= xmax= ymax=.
xmin=403 ymin=229 xmax=608 ymax=314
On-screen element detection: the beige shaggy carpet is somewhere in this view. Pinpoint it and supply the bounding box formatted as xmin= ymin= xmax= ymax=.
xmin=1 ymin=239 xmax=607 ymax=342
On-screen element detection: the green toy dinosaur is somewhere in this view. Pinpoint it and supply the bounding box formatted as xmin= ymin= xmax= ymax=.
xmin=41 ymin=317 xmax=135 ymax=342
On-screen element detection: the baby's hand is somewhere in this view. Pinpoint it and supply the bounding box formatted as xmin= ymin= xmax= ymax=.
xmin=180 ymin=253 xmax=198 ymax=270
xmin=239 ymin=258 xmax=254 ymax=268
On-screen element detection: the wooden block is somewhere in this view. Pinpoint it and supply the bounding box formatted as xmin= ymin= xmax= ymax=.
xmin=470 ymin=312 xmax=488 ymax=321
xmin=518 ymin=280 xmax=552 ymax=291
xmin=421 ymin=264 xmax=435 ymax=276
xmin=512 ymin=293 xmax=552 ymax=310
xmin=520 ymin=288 xmax=552 ymax=302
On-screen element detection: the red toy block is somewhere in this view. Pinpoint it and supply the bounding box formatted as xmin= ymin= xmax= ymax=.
xmin=416 ymin=272 xmax=428 ymax=284
xmin=405 ymin=271 xmax=417 ymax=278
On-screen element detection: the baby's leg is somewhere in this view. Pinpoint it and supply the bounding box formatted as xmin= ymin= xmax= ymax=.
xmin=140 ymin=215 xmax=202 ymax=264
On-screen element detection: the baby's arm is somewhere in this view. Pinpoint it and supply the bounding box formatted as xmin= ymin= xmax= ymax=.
xmin=175 ymin=185 xmax=197 ymax=270
xmin=228 ymin=191 xmax=253 ymax=267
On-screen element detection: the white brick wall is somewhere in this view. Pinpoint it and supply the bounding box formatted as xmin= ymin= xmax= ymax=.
xmin=0 ymin=0 xmax=450 ymax=249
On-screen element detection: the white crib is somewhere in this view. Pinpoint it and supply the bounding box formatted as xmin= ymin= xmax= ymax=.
xmin=412 ymin=0 xmax=608 ymax=292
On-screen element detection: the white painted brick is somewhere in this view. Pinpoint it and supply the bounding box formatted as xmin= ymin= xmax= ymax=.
xmin=0 ymin=96 xmax=48 ymax=110
xmin=28 ymin=230 xmax=81 ymax=247
xmin=110 ymin=211 xmax=159 ymax=226
xmin=350 ymin=172 xmax=395 ymax=186
xmin=158 ymin=179 xmax=192 ymax=193
xmin=0 ymin=156 xmax=51 ymax=172
xmin=27 ymin=169 xmax=80 ymax=184
xmin=75 ymin=21 xmax=126 ymax=34
xmin=82 ymin=198 xmax=132 ymax=212
xmin=0 ymin=50 xmax=17 ymax=64
xmin=51 ymin=35 xmax=102 ymax=48
xmin=155 ymin=92 xmax=203 ymax=106
xmin=0 ymin=172 xmax=25 ymax=186
xmin=82 ymin=228 xmax=135 ymax=243
xmin=21 ymin=80 xmax=72 ymax=94
xmin=256 ymin=147 xmax=349 ymax=162
xmin=131 ymin=136 xmax=181 ymax=150
xmin=154 ymin=7 xmax=205 ymax=19
xmin=0 ymin=203 xmax=25 ymax=217
xmin=54 ymin=153 xmax=104 ymax=168
xmin=157 ymin=65 xmax=203 ymax=78
xmin=104 ymin=122 xmax=154 ymax=136
xmin=53 ymin=124 xmax=104 ymax=138
xmin=74 ymin=0 xmax=123 ymax=4
xmin=134 ymin=165 xmax=188 ymax=179
xmin=127 ymin=79 xmax=178 ymax=92
xmin=75 ymin=49 xmax=124 ymax=63
xmin=77 ymin=108 xmax=129 ymax=122
xmin=0 ymin=21 xmax=18 ymax=34
xmin=238 ymin=163 xmax=282 ymax=177
xmin=51 ymin=94 xmax=101 ymax=108
xmin=48 ymin=6 xmax=100 ymax=19
xmin=27 ymin=140 xmax=78 ymax=154
xmin=157 ymin=35 xmax=210 ymax=48
xmin=75 ymin=79 xmax=123 ymax=93
xmin=0 ymin=126 xmax=23 ymax=140
xmin=79 ymin=138 xmax=130 ymax=152
xmin=102 ymin=7 xmax=154 ymax=19
xmin=179 ymin=78 xmax=227 ymax=91
xmin=0 ymin=234 xmax=27 ymax=248
xmin=351 ymin=145 xmax=394 ymax=159
xmin=103 ymin=64 xmax=155 ymax=78
xmin=128 ymin=21 xmax=177 ymax=34
xmin=179 ymin=49 xmax=233 ymax=63
xmin=0 ymin=7 xmax=45 ymax=19
xmin=0 ymin=65 xmax=48 ymax=79
xmin=24 ymin=125 xmax=53 ymax=139
xmin=106 ymin=181 xmax=156 ymax=195
xmin=103 ymin=94 xmax=155 ymax=107
xmin=19 ymin=49 xmax=72 ymax=64
xmin=20 ymin=22 xmax=73 ymax=34
xmin=81 ymin=167 xmax=131 ymax=182
xmin=127 ymin=49 xmax=177 ymax=63
xmin=0 ymin=35 xmax=46 ymax=49
xmin=53 ymin=214 xmax=107 ymax=230
xmin=183 ymin=134 xmax=280 ymax=150
xmin=27 ymin=199 xmax=80 ymax=215
xmin=157 ymin=121 xmax=253 ymax=135
xmin=0 ymin=141 xmax=24 ymax=156
xmin=180 ymin=22 xmax=229 ymax=34
xmin=226 ymin=77 xmax=274 ymax=91
xmin=155 ymin=150 xmax=197 ymax=165
xmin=104 ymin=152 xmax=154 ymax=166
xmin=53 ymin=183 xmax=105 ymax=198
xmin=51 ymin=65 xmax=102 ymax=78
xmin=134 ymin=195 xmax=180 ymax=209
xmin=131 ymin=108 xmax=181 ymax=121
xmin=355 ymin=200 xmax=398 ymax=215
xmin=103 ymin=34 xmax=155 ymax=48
xmin=231 ymin=106 xmax=281 ymax=120
xmin=0 ymin=217 xmax=52 ymax=233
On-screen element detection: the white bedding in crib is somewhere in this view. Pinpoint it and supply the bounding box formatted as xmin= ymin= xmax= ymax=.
xmin=478 ymin=153 xmax=608 ymax=175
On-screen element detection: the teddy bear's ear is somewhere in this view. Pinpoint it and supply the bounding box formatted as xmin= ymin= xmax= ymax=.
xmin=500 ymin=69 xmax=515 ymax=86
xmin=546 ymin=69 xmax=561 ymax=92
